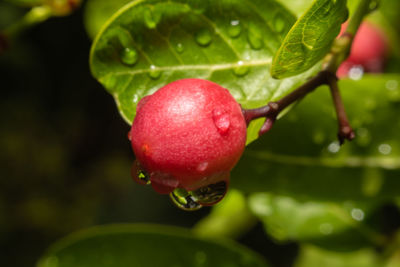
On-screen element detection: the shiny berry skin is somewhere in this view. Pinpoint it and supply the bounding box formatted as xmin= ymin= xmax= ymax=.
xmin=129 ymin=79 xmax=247 ymax=195
xmin=337 ymin=22 xmax=388 ymax=77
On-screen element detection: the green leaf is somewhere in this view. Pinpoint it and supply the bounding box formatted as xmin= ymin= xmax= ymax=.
xmin=37 ymin=224 xmax=269 ymax=267
xmin=84 ymin=0 xmax=133 ymax=39
xmin=232 ymin=75 xmax=400 ymax=201
xmin=248 ymin=193 xmax=385 ymax=250
xmin=275 ymin=0 xmax=314 ymax=17
xmin=295 ymin=245 xmax=382 ymax=267
xmin=89 ymin=0 xmax=321 ymax=143
xmin=270 ymin=0 xmax=348 ymax=78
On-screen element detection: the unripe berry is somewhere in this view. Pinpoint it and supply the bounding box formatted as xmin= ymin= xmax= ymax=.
xmin=129 ymin=79 xmax=247 ymax=209
xmin=337 ymin=21 xmax=388 ymax=78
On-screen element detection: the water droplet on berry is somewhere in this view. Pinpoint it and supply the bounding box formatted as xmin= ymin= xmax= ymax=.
xmin=195 ymin=29 xmax=212 ymax=47
xmin=228 ymin=20 xmax=241 ymax=38
xmin=247 ymin=24 xmax=263 ymax=50
xmin=175 ymin=42 xmax=184 ymax=53
xmin=170 ymin=188 xmax=202 ymax=211
xmin=196 ymin=162 xmax=209 ymax=172
xmin=120 ymin=47 xmax=138 ymax=65
xmin=192 ymin=181 xmax=227 ymax=206
xmin=148 ymin=65 xmax=161 ymax=79
xmin=233 ymin=60 xmax=249 ymax=77
xmin=273 ymin=14 xmax=286 ymax=33
xmin=131 ymin=160 xmax=151 ymax=185
xmin=212 ymin=108 xmax=230 ymax=135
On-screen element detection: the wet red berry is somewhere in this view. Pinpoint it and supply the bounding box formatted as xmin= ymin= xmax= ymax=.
xmin=130 ymin=79 xmax=247 ymax=195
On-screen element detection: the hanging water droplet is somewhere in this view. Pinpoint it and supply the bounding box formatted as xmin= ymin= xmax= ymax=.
xmin=247 ymin=24 xmax=263 ymax=50
xmin=233 ymin=60 xmax=249 ymax=77
xmin=175 ymin=43 xmax=184 ymax=53
xmin=273 ymin=14 xmax=286 ymax=33
xmin=228 ymin=20 xmax=242 ymax=38
xmin=192 ymin=181 xmax=227 ymax=206
xmin=131 ymin=160 xmax=151 ymax=185
xmin=195 ymin=29 xmax=212 ymax=47
xmin=212 ymin=108 xmax=230 ymax=134
xmin=148 ymin=65 xmax=161 ymax=79
xmin=170 ymin=188 xmax=202 ymax=211
xmin=143 ymin=8 xmax=157 ymax=29
xmin=120 ymin=47 xmax=138 ymax=65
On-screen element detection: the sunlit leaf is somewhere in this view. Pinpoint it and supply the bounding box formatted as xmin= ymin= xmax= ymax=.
xmin=89 ymin=0 xmax=322 ymax=143
xmin=271 ymin=0 xmax=348 ymax=78
xmin=37 ymin=224 xmax=269 ymax=267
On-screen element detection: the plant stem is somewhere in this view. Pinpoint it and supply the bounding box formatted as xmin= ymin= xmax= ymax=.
xmin=244 ymin=0 xmax=373 ymax=144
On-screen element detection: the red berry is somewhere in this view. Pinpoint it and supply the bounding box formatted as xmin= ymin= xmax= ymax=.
xmin=130 ymin=79 xmax=247 ymax=199
xmin=337 ymin=21 xmax=388 ymax=78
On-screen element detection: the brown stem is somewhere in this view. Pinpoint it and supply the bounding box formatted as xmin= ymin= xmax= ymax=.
xmin=242 ymin=71 xmax=330 ymax=136
xmin=326 ymin=73 xmax=356 ymax=144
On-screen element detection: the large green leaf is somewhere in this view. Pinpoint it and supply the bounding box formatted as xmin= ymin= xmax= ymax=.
xmin=232 ymin=74 xmax=400 ymax=201
xmin=270 ymin=0 xmax=348 ymax=78
xmin=37 ymin=224 xmax=268 ymax=267
xmin=248 ymin=193 xmax=385 ymax=250
xmin=89 ymin=0 xmax=321 ymax=143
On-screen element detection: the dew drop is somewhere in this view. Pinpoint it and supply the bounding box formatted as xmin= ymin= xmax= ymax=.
xmin=170 ymin=188 xmax=202 ymax=211
xmin=247 ymin=24 xmax=263 ymax=50
xmin=212 ymin=108 xmax=230 ymax=134
xmin=148 ymin=65 xmax=161 ymax=79
xmin=228 ymin=20 xmax=242 ymax=38
xmin=233 ymin=60 xmax=249 ymax=77
xmin=131 ymin=160 xmax=151 ymax=185
xmin=192 ymin=181 xmax=227 ymax=206
xmin=273 ymin=14 xmax=286 ymax=33
xmin=143 ymin=8 xmax=157 ymax=29
xmin=195 ymin=29 xmax=212 ymax=47
xmin=197 ymin=162 xmax=209 ymax=172
xmin=348 ymin=65 xmax=364 ymax=80
xmin=120 ymin=47 xmax=138 ymax=65
xmin=175 ymin=43 xmax=184 ymax=53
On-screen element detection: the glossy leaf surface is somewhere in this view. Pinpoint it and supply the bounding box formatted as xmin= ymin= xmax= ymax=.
xmin=271 ymin=0 xmax=348 ymax=78
xmin=232 ymin=75 xmax=400 ymax=201
xmin=89 ymin=0 xmax=322 ymax=143
xmin=37 ymin=224 xmax=268 ymax=267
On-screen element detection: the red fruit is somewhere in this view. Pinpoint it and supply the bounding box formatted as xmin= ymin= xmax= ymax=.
xmin=129 ymin=79 xmax=247 ymax=197
xmin=337 ymin=21 xmax=388 ymax=78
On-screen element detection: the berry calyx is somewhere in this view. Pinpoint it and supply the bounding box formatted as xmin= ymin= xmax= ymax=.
xmin=337 ymin=21 xmax=388 ymax=78
xmin=129 ymin=79 xmax=247 ymax=208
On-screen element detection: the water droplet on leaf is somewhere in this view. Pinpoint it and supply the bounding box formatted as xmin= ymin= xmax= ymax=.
xmin=212 ymin=108 xmax=230 ymax=134
xmin=120 ymin=47 xmax=138 ymax=65
xmin=195 ymin=29 xmax=212 ymax=47
xmin=228 ymin=20 xmax=241 ymax=38
xmin=175 ymin=43 xmax=184 ymax=53
xmin=148 ymin=65 xmax=161 ymax=79
xmin=273 ymin=14 xmax=286 ymax=33
xmin=192 ymin=181 xmax=227 ymax=206
xmin=247 ymin=24 xmax=263 ymax=50
xmin=100 ymin=75 xmax=117 ymax=91
xmin=143 ymin=8 xmax=157 ymax=29
xmin=233 ymin=60 xmax=249 ymax=77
